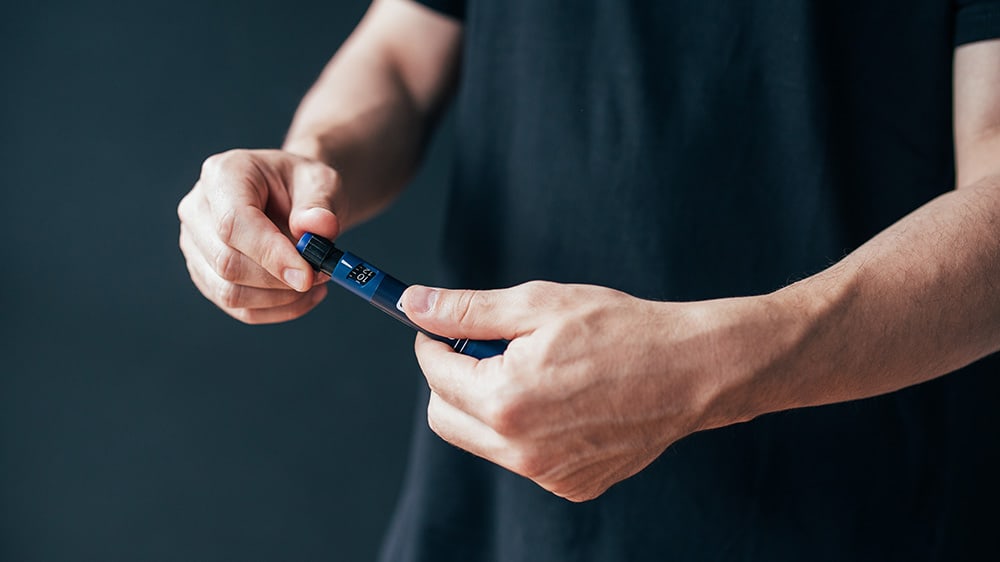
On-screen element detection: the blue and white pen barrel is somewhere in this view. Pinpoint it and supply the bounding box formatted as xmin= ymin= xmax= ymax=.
xmin=296 ymin=233 xmax=508 ymax=359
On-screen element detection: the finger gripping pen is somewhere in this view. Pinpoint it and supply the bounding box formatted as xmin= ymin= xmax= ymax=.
xmin=296 ymin=233 xmax=508 ymax=360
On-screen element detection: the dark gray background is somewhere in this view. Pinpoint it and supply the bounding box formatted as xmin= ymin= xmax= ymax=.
xmin=1 ymin=1 xmax=449 ymax=560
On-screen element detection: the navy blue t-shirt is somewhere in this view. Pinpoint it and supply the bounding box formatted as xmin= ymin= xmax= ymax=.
xmin=380 ymin=1 xmax=1000 ymax=560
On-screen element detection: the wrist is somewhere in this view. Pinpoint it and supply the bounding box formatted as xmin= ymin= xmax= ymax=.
xmin=717 ymin=268 xmax=861 ymax=426
xmin=683 ymin=279 xmax=849 ymax=432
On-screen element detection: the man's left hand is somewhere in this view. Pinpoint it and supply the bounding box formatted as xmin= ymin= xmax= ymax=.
xmin=401 ymin=281 xmax=776 ymax=502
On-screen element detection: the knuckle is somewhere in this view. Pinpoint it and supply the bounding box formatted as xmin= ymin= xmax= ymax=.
xmin=543 ymin=480 xmax=572 ymax=499
xmin=200 ymin=153 xmax=224 ymax=177
xmin=216 ymin=281 xmax=243 ymax=309
xmin=256 ymin=240 xmax=280 ymax=273
xmin=200 ymin=149 xmax=244 ymax=178
xmin=182 ymin=255 xmax=200 ymax=285
xmin=508 ymin=447 xmax=548 ymax=480
xmin=564 ymin=492 xmax=593 ymax=503
xmin=230 ymin=307 xmax=258 ymax=325
xmin=451 ymin=290 xmax=479 ymax=327
xmin=518 ymin=280 xmax=554 ymax=307
xmin=426 ymin=404 xmax=441 ymax=434
xmin=310 ymin=162 xmax=340 ymax=188
xmin=215 ymin=207 xmax=237 ymax=246
xmin=577 ymin=485 xmax=607 ymax=502
xmin=484 ymin=395 xmax=524 ymax=437
xmin=176 ymin=192 xmax=192 ymax=222
xmin=426 ymin=400 xmax=447 ymax=438
xmin=546 ymin=481 xmax=598 ymax=503
xmin=213 ymin=246 xmax=241 ymax=282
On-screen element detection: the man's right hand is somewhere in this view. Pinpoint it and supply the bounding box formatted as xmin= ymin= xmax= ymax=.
xmin=177 ymin=149 xmax=343 ymax=324
xmin=177 ymin=1 xmax=463 ymax=323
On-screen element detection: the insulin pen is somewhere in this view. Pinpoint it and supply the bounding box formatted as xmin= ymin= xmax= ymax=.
xmin=296 ymin=232 xmax=508 ymax=359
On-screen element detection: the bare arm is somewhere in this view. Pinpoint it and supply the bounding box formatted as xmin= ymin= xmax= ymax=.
xmin=399 ymin=40 xmax=1000 ymax=501
xmin=283 ymin=0 xmax=462 ymax=229
xmin=744 ymin=39 xmax=1000 ymax=420
xmin=177 ymin=0 xmax=461 ymax=323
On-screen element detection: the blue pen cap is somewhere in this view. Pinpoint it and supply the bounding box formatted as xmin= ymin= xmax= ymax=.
xmin=295 ymin=232 xmax=314 ymax=254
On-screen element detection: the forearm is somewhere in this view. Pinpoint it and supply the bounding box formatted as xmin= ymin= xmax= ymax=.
xmin=283 ymin=49 xmax=424 ymax=230
xmin=282 ymin=0 xmax=460 ymax=231
xmin=738 ymin=177 xmax=1000 ymax=419
xmin=693 ymin=40 xmax=1000 ymax=425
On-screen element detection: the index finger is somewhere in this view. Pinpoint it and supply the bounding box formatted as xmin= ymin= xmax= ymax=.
xmin=414 ymin=333 xmax=505 ymax=427
xmin=200 ymin=171 xmax=314 ymax=292
xmin=213 ymin=203 xmax=313 ymax=292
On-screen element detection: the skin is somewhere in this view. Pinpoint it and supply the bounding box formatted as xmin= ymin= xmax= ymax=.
xmin=179 ymin=0 xmax=1000 ymax=502
xmin=177 ymin=0 xmax=460 ymax=323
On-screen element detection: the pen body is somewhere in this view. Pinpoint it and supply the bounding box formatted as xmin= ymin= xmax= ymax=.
xmin=300 ymin=234 xmax=507 ymax=360
xmin=330 ymin=251 xmax=420 ymax=332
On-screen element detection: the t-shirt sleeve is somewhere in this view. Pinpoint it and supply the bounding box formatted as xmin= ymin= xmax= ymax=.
xmin=955 ymin=0 xmax=1000 ymax=46
xmin=412 ymin=0 xmax=465 ymax=20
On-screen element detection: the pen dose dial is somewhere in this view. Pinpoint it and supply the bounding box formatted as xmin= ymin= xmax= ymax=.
xmin=347 ymin=263 xmax=377 ymax=286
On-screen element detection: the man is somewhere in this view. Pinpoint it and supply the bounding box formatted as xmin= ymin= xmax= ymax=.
xmin=178 ymin=0 xmax=1000 ymax=559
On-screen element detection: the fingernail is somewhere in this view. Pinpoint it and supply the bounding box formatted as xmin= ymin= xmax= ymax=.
xmin=406 ymin=286 xmax=437 ymax=315
xmin=283 ymin=268 xmax=308 ymax=292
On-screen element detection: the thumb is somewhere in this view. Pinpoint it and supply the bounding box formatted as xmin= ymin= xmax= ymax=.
xmin=287 ymin=162 xmax=343 ymax=241
xmin=401 ymin=284 xmax=539 ymax=341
